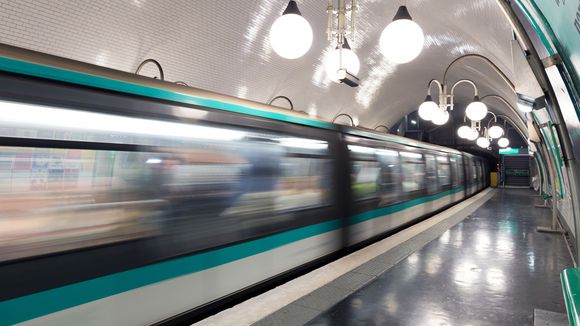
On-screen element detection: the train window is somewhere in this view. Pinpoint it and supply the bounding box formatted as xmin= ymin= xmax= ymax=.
xmin=425 ymin=154 xmax=438 ymax=194
xmin=437 ymin=156 xmax=451 ymax=188
xmin=450 ymin=156 xmax=459 ymax=187
xmin=377 ymin=149 xmax=400 ymax=206
xmin=0 ymin=101 xmax=336 ymax=262
xmin=457 ymin=157 xmax=464 ymax=186
xmin=400 ymin=151 xmax=425 ymax=194
xmin=349 ymin=145 xmax=381 ymax=200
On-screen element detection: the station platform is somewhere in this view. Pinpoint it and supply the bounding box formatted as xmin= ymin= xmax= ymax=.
xmin=197 ymin=188 xmax=573 ymax=326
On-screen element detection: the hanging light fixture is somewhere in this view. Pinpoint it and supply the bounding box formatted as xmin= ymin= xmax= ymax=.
xmin=476 ymin=127 xmax=491 ymax=148
xmin=498 ymin=137 xmax=509 ymax=148
xmin=465 ymin=128 xmax=479 ymax=141
xmin=432 ymin=109 xmax=449 ymax=125
xmin=379 ymin=5 xmax=424 ymax=64
xmin=270 ymin=1 xmax=313 ymax=59
xmin=457 ymin=124 xmax=472 ymax=139
xmin=325 ymin=38 xmax=360 ymax=82
xmin=417 ymin=95 xmax=438 ymax=121
xmin=476 ymin=137 xmax=491 ymax=148
xmin=465 ymin=96 xmax=488 ymax=121
xmin=488 ymin=124 xmax=504 ymax=138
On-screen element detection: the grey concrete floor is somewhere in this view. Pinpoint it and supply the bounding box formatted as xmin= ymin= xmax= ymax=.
xmin=308 ymin=189 xmax=573 ymax=326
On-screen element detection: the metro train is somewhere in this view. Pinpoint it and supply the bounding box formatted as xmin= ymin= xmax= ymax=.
xmin=0 ymin=44 xmax=488 ymax=325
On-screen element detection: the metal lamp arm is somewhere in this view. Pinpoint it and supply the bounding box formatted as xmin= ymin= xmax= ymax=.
xmin=332 ymin=113 xmax=356 ymax=126
xmin=442 ymin=54 xmax=515 ymax=93
xmin=486 ymin=111 xmax=498 ymax=129
xmin=449 ymin=79 xmax=478 ymax=111
xmin=480 ymin=95 xmax=527 ymax=140
xmin=135 ymin=59 xmax=164 ymax=81
xmin=450 ymin=79 xmax=478 ymax=96
xmin=426 ymin=79 xmax=443 ymax=96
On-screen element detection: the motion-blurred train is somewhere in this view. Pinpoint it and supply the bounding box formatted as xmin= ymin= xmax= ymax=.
xmin=0 ymin=44 xmax=488 ymax=325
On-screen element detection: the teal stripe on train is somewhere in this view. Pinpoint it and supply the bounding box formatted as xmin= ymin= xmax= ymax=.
xmin=0 ymin=57 xmax=334 ymax=130
xmin=0 ymin=187 xmax=464 ymax=324
xmin=0 ymin=220 xmax=342 ymax=325
xmin=350 ymin=186 xmax=465 ymax=225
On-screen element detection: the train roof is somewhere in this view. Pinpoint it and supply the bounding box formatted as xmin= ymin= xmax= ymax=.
xmin=0 ymin=43 xmax=479 ymax=160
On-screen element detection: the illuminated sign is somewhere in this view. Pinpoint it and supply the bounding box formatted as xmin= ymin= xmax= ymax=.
xmin=499 ymin=147 xmax=520 ymax=154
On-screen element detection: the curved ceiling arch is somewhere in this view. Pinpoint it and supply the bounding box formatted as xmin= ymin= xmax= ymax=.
xmin=0 ymin=0 xmax=528 ymax=138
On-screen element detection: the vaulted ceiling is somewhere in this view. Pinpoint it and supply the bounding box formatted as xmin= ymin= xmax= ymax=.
xmin=0 ymin=0 xmax=536 ymax=138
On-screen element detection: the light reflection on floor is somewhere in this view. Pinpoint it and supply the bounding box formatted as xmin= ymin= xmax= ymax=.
xmin=308 ymin=189 xmax=573 ymax=325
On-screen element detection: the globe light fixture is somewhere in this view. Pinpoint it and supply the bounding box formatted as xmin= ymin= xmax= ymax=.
xmin=476 ymin=137 xmax=491 ymax=148
xmin=325 ymin=39 xmax=360 ymax=82
xmin=466 ymin=128 xmax=479 ymax=141
xmin=270 ymin=1 xmax=313 ymax=59
xmin=432 ymin=109 xmax=449 ymax=125
xmin=488 ymin=125 xmax=504 ymax=139
xmin=465 ymin=96 xmax=488 ymax=121
xmin=418 ymin=95 xmax=438 ymax=121
xmin=379 ymin=6 xmax=424 ymax=64
xmin=498 ymin=137 xmax=510 ymax=148
xmin=457 ymin=125 xmax=472 ymax=139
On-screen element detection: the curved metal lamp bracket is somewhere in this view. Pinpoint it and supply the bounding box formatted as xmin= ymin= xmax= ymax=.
xmin=450 ymin=79 xmax=478 ymax=96
xmin=448 ymin=79 xmax=479 ymax=111
xmin=135 ymin=59 xmax=165 ymax=81
xmin=480 ymin=94 xmax=527 ymax=139
xmin=268 ymin=95 xmax=294 ymax=110
xmin=374 ymin=124 xmax=389 ymax=132
xmin=426 ymin=79 xmax=443 ymax=96
xmin=442 ymin=54 xmax=515 ymax=93
xmin=332 ymin=113 xmax=356 ymax=126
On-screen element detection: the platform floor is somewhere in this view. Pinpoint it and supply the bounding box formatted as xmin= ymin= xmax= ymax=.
xmin=307 ymin=189 xmax=573 ymax=325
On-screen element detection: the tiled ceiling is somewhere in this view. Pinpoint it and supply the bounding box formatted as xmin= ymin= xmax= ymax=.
xmin=0 ymin=0 xmax=529 ymax=134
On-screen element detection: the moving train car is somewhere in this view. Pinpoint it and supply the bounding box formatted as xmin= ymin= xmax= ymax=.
xmin=0 ymin=44 xmax=487 ymax=325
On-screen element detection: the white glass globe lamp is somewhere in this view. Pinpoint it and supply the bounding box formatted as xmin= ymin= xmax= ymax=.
xmin=498 ymin=137 xmax=510 ymax=148
xmin=476 ymin=137 xmax=491 ymax=148
xmin=488 ymin=125 xmax=504 ymax=139
xmin=465 ymin=97 xmax=488 ymax=121
xmin=325 ymin=39 xmax=360 ymax=82
xmin=418 ymin=95 xmax=438 ymax=121
xmin=466 ymin=128 xmax=479 ymax=141
xmin=432 ymin=109 xmax=449 ymax=125
xmin=457 ymin=125 xmax=472 ymax=139
xmin=270 ymin=1 xmax=313 ymax=59
xmin=379 ymin=6 xmax=424 ymax=64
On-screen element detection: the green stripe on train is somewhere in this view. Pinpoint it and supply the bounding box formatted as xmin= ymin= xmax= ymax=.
xmin=0 ymin=219 xmax=342 ymax=324
xmin=0 ymin=57 xmax=334 ymax=130
xmin=350 ymin=186 xmax=465 ymax=225
xmin=0 ymin=188 xmax=468 ymax=324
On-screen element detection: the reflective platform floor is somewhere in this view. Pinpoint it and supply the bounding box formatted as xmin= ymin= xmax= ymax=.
xmin=308 ymin=189 xmax=573 ymax=325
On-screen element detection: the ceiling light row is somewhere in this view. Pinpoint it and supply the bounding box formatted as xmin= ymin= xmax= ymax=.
xmin=270 ymin=1 xmax=425 ymax=84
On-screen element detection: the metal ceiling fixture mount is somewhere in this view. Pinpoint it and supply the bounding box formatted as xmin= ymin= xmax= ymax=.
xmin=374 ymin=124 xmax=390 ymax=132
xmin=325 ymin=0 xmax=360 ymax=86
xmin=135 ymin=59 xmax=164 ymax=80
xmin=268 ymin=95 xmax=295 ymax=110
xmin=332 ymin=113 xmax=357 ymax=126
